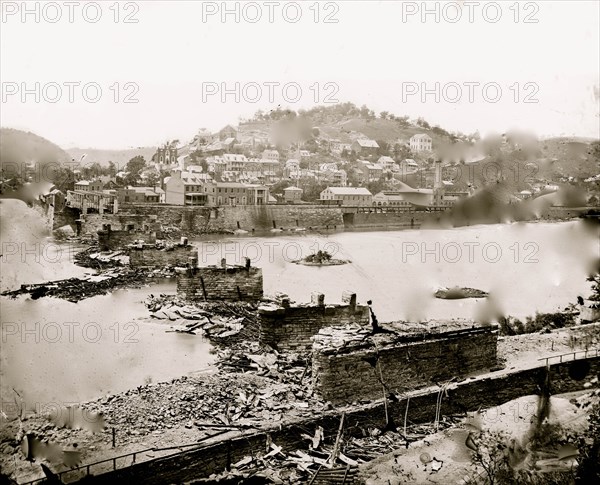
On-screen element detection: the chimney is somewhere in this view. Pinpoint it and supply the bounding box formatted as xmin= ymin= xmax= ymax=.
xmin=311 ymin=292 xmax=325 ymax=306
xmin=341 ymin=291 xmax=357 ymax=310
xmin=434 ymin=160 xmax=442 ymax=190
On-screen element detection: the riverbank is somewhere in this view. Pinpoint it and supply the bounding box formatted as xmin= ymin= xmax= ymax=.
xmin=71 ymin=203 xmax=594 ymax=240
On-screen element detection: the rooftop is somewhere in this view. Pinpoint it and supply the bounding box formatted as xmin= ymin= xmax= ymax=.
xmin=411 ymin=133 xmax=432 ymax=140
xmin=323 ymin=187 xmax=372 ymax=196
xmin=354 ymin=139 xmax=379 ymax=148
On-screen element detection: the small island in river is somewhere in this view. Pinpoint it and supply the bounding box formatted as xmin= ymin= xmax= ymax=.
xmin=434 ymin=286 xmax=489 ymax=299
xmin=292 ymin=250 xmax=350 ymax=266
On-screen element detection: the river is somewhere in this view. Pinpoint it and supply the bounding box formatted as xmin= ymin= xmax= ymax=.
xmin=1 ymin=219 xmax=598 ymax=410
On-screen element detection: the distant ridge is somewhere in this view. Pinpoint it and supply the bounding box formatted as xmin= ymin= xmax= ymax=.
xmin=67 ymin=146 xmax=157 ymax=168
xmin=0 ymin=127 xmax=71 ymax=168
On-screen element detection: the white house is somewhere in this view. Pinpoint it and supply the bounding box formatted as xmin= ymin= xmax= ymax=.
xmin=409 ymin=134 xmax=433 ymax=152
xmin=377 ymin=156 xmax=396 ymax=171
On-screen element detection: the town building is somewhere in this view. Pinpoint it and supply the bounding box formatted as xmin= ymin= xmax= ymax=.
xmin=117 ymin=186 xmax=164 ymax=204
xmin=377 ymin=156 xmax=396 ymax=171
xmin=360 ymin=161 xmax=384 ymax=182
xmin=376 ymin=184 xmax=435 ymax=206
xmin=262 ymin=149 xmax=280 ymax=161
xmin=331 ymin=169 xmax=348 ymax=187
xmin=320 ymin=187 xmax=373 ymax=206
xmin=320 ymin=166 xmax=347 ymax=186
xmin=409 ymin=134 xmax=433 ymax=152
xmin=66 ymin=180 xmax=118 ymax=214
xmin=284 ymin=159 xmax=300 ymax=178
xmin=223 ymin=153 xmax=248 ymax=172
xmin=283 ymin=186 xmax=303 ymax=203
xmin=351 ymin=139 xmax=379 ymax=156
xmin=218 ymin=124 xmax=238 ymax=141
xmin=154 ymin=143 xmax=178 ymax=165
xmin=399 ymin=159 xmax=419 ymax=173
xmin=164 ymin=171 xmax=211 ymax=206
xmin=214 ymin=183 xmax=269 ymax=206
xmin=372 ymin=191 xmax=414 ymax=207
xmin=74 ymin=180 xmax=104 ymax=192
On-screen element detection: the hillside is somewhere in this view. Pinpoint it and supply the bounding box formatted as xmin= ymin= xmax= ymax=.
xmin=0 ymin=128 xmax=71 ymax=168
xmin=67 ymin=147 xmax=157 ymax=169
xmin=539 ymin=137 xmax=600 ymax=179
xmin=319 ymin=117 xmax=452 ymax=146
xmin=242 ymin=103 xmax=460 ymax=148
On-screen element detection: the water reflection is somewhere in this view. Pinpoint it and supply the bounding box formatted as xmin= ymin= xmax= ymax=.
xmin=1 ymin=281 xmax=215 ymax=408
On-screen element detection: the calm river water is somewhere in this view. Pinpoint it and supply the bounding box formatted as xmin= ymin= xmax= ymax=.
xmin=1 ymin=220 xmax=597 ymax=409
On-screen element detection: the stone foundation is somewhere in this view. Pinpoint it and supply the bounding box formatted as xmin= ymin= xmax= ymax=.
xmin=259 ymin=292 xmax=370 ymax=351
xmin=98 ymin=221 xmax=163 ymax=251
xmin=176 ymin=258 xmax=263 ymax=301
xmin=312 ymin=322 xmax=498 ymax=404
xmin=128 ymin=244 xmax=197 ymax=268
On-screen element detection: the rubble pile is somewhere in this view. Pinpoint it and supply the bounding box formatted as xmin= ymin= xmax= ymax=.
xmin=200 ymin=443 xmax=360 ymax=484
xmin=74 ymin=246 xmax=129 ymax=269
xmin=145 ymin=294 xmax=313 ymax=383
xmin=146 ymin=294 xmax=260 ymax=343
xmin=81 ymin=374 xmax=323 ymax=437
xmin=313 ymin=320 xmax=489 ymax=354
xmin=216 ymin=341 xmax=311 ymax=384
xmin=0 ymin=269 xmax=149 ymax=303
xmin=1 ymin=373 xmax=325 ymax=457
xmin=194 ymin=417 xmax=462 ymax=483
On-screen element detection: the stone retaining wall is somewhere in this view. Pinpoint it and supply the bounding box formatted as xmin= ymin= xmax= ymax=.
xmin=91 ymin=204 xmax=344 ymax=234
xmin=313 ymin=324 xmax=498 ymax=404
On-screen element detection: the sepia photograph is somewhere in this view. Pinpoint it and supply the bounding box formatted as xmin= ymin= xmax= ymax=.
xmin=1 ymin=1 xmax=599 ymax=483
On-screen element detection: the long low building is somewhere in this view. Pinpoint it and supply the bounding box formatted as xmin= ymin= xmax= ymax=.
xmin=319 ymin=187 xmax=373 ymax=206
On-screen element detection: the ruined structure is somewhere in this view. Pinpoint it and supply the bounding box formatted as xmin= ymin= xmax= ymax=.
xmin=312 ymin=321 xmax=498 ymax=404
xmin=176 ymin=258 xmax=263 ymax=302
xmin=128 ymin=242 xmax=197 ymax=268
xmin=259 ymin=292 xmax=369 ymax=351
xmin=97 ymin=217 xmax=163 ymax=251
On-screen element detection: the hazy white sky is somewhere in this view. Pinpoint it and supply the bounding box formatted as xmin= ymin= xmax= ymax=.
xmin=1 ymin=0 xmax=599 ymax=148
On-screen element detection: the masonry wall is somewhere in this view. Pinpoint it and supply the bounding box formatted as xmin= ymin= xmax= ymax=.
xmin=72 ymin=356 xmax=600 ymax=484
xmin=80 ymin=204 xmax=587 ymax=238
xmin=129 ymin=245 xmax=197 ymax=268
xmin=259 ymin=293 xmax=370 ymax=351
xmin=93 ymin=205 xmax=345 ymax=234
xmin=313 ymin=327 xmax=498 ymax=404
xmin=177 ymin=265 xmax=263 ymax=301
xmin=343 ymin=210 xmax=423 ymax=229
